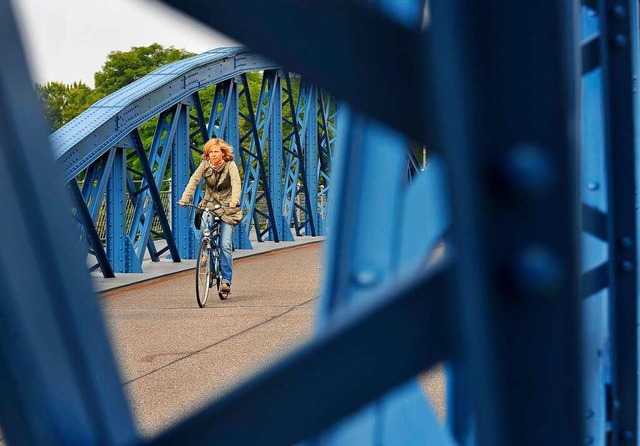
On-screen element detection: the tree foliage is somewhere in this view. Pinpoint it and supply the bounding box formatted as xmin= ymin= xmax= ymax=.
xmin=36 ymin=81 xmax=101 ymax=132
xmin=94 ymin=44 xmax=195 ymax=96
xmin=37 ymin=44 xmax=195 ymax=132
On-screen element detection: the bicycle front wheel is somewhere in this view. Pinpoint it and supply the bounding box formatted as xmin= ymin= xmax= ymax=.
xmin=196 ymin=239 xmax=211 ymax=308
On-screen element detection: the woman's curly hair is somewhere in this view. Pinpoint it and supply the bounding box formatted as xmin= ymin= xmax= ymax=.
xmin=203 ymin=138 xmax=234 ymax=162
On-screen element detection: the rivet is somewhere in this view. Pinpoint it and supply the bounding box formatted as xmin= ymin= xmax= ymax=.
xmin=621 ymin=430 xmax=635 ymax=441
xmin=614 ymin=34 xmax=628 ymax=48
xmin=587 ymin=182 xmax=600 ymax=191
xmin=612 ymin=5 xmax=627 ymax=19
xmin=620 ymin=261 xmax=634 ymax=272
xmin=619 ymin=237 xmax=633 ymax=249
xmin=497 ymin=143 xmax=555 ymax=199
xmin=353 ymin=270 xmax=378 ymax=287
xmin=511 ymin=246 xmax=563 ymax=299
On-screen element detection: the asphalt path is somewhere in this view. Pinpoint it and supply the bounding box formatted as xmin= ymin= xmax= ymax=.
xmin=99 ymin=241 xmax=445 ymax=439
xmin=100 ymin=242 xmax=323 ymax=437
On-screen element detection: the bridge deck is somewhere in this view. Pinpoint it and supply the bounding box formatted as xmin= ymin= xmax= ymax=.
xmin=91 ymin=236 xmax=324 ymax=293
xmin=100 ymin=241 xmax=324 ymax=437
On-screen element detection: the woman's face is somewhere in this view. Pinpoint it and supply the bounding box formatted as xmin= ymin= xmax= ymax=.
xmin=207 ymin=146 xmax=223 ymax=164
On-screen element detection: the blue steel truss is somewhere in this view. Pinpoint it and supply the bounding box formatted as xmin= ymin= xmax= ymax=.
xmin=3 ymin=1 xmax=640 ymax=446
xmin=283 ymin=78 xmax=316 ymax=239
xmin=316 ymin=91 xmax=338 ymax=233
xmin=236 ymin=71 xmax=279 ymax=248
xmin=48 ymin=48 xmax=339 ymax=274
xmin=580 ymin=1 xmax=639 ymax=443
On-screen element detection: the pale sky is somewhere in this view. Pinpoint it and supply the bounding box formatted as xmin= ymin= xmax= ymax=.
xmin=11 ymin=0 xmax=239 ymax=87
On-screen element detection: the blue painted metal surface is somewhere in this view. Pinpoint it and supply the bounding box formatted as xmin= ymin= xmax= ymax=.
xmin=267 ymin=71 xmax=285 ymax=242
xmin=581 ymin=7 xmax=610 ymax=446
xmin=0 ymin=3 xmax=137 ymax=443
xmin=598 ymin=0 xmax=639 ymax=442
xmin=51 ymin=49 xmax=276 ymax=183
xmin=300 ymin=83 xmax=319 ymax=237
xmin=107 ymin=147 xmax=127 ymax=273
xmin=283 ymin=80 xmax=312 ymax=239
xmin=171 ymin=106 xmax=198 ymax=259
xmin=317 ymin=92 xmax=338 ymax=233
xmin=127 ymin=107 xmax=181 ymax=271
xmin=314 ymin=106 xmax=452 ymax=445
xmin=3 ymin=0 xmax=640 ymax=444
xmin=579 ymin=2 xmax=640 ymax=445
xmin=284 ymin=77 xmax=318 ymax=238
xmin=236 ymin=72 xmax=279 ymax=248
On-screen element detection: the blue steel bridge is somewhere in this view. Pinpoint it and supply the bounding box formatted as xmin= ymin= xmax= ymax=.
xmin=50 ymin=47 xmax=344 ymax=276
xmin=1 ymin=1 xmax=640 ymax=446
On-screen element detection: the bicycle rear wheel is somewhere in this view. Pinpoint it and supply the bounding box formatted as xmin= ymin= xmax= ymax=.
xmin=196 ymin=239 xmax=211 ymax=308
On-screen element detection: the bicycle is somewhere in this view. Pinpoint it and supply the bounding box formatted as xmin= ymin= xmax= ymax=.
xmin=180 ymin=203 xmax=230 ymax=307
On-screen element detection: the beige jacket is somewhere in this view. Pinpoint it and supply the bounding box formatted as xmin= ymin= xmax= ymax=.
xmin=180 ymin=160 xmax=243 ymax=225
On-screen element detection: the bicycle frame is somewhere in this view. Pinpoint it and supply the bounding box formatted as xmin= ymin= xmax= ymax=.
xmin=200 ymin=208 xmax=221 ymax=269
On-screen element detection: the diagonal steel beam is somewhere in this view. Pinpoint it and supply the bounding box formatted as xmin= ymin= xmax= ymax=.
xmin=0 ymin=3 xmax=137 ymax=443
xmin=158 ymin=0 xmax=432 ymax=144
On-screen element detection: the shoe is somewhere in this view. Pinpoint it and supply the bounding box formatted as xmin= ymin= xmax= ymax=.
xmin=221 ymin=282 xmax=231 ymax=293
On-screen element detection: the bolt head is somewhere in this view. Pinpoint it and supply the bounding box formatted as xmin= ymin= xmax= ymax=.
xmin=620 ymin=261 xmax=635 ymax=272
xmin=619 ymin=237 xmax=633 ymax=249
xmin=612 ymin=5 xmax=627 ymax=19
xmin=586 ymin=182 xmax=600 ymax=191
xmin=492 ymin=143 xmax=555 ymax=201
xmin=614 ymin=34 xmax=628 ymax=48
xmin=510 ymin=246 xmax=563 ymax=300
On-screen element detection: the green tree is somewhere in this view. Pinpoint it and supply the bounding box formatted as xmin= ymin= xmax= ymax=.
xmin=94 ymin=44 xmax=195 ymax=96
xmin=36 ymin=81 xmax=101 ymax=132
xmin=95 ymin=44 xmax=196 ymax=176
xmin=36 ymin=44 xmax=198 ymax=190
xmin=36 ymin=44 xmax=196 ymax=133
xmin=36 ymin=82 xmax=67 ymax=131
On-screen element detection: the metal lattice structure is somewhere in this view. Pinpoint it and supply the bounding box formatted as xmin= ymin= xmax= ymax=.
xmin=1 ymin=0 xmax=640 ymax=445
xmin=50 ymin=49 xmax=341 ymax=275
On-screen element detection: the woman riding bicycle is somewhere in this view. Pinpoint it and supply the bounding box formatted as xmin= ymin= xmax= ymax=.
xmin=178 ymin=138 xmax=242 ymax=294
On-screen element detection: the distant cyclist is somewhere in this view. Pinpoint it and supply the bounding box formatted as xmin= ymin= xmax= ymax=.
xmin=178 ymin=138 xmax=242 ymax=294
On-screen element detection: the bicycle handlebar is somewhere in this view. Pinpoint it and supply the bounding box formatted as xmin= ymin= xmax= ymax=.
xmin=178 ymin=203 xmax=233 ymax=211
